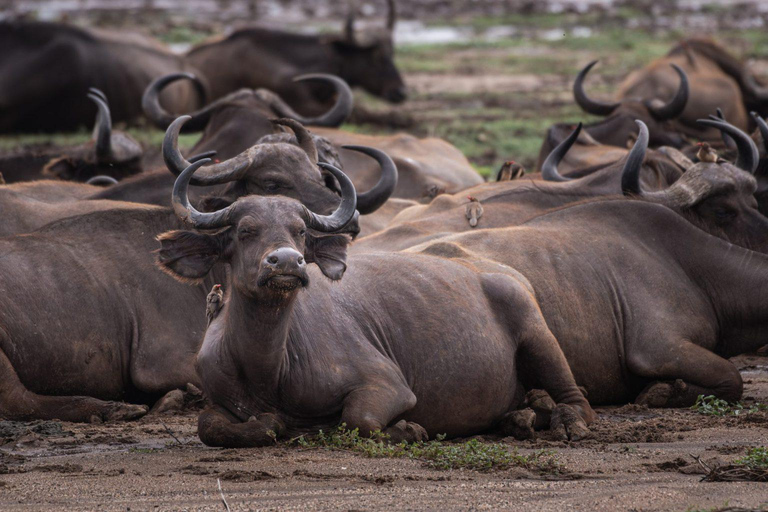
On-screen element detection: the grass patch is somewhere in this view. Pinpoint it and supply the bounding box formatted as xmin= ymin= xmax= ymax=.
xmin=735 ymin=447 xmax=768 ymax=469
xmin=292 ymin=425 xmax=559 ymax=473
xmin=690 ymin=395 xmax=768 ymax=417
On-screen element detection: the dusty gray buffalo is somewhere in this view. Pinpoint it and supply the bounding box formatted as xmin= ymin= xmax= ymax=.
xmin=0 ymin=21 xmax=204 ymax=132
xmin=411 ymin=197 xmax=768 ymax=406
xmin=185 ymin=0 xmax=406 ymax=115
xmin=156 ymin=159 xmax=595 ymax=447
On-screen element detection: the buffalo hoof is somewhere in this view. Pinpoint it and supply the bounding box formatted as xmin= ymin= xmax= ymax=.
xmin=384 ymin=420 xmax=428 ymax=444
xmin=499 ymin=408 xmax=536 ymax=440
xmin=636 ymin=379 xmax=687 ymax=408
xmin=550 ymin=404 xmax=591 ymax=442
xmin=104 ymin=403 xmax=149 ymax=422
xmin=150 ymin=389 xmax=185 ymax=415
xmin=526 ymin=389 xmax=556 ymax=429
xmin=248 ymin=413 xmax=284 ymax=438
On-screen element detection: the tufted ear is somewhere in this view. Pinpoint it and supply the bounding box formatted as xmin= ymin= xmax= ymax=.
xmin=305 ymin=233 xmax=351 ymax=281
xmin=155 ymin=229 xmax=231 ymax=282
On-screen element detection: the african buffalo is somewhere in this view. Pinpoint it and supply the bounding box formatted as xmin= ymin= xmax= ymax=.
xmin=142 ymin=73 xmax=352 ymax=164
xmin=184 ymin=0 xmax=406 ymax=115
xmin=617 ymin=39 xmax=768 ymax=139
xmin=411 ymin=197 xmax=768 ymax=406
xmin=0 ymin=90 xmax=144 ymax=183
xmin=0 ymin=21 xmax=204 ymax=132
xmin=155 ymin=159 xmax=594 ymax=447
xmin=356 ymin=118 xmax=767 ymax=255
xmin=142 ymin=72 xmax=481 ymax=201
xmin=568 ymin=60 xmax=690 ymax=148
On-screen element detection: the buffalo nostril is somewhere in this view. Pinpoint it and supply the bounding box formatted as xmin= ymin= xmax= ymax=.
xmin=267 ymin=256 xmax=279 ymax=265
xmin=297 ymin=256 xmax=304 ymax=264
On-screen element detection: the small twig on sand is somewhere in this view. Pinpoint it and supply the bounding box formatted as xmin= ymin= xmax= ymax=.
xmin=160 ymin=420 xmax=183 ymax=445
xmin=218 ymin=478 xmax=231 ymax=512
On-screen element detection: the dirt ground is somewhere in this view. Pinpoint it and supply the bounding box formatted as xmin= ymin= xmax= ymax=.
xmin=0 ymin=354 xmax=764 ymax=511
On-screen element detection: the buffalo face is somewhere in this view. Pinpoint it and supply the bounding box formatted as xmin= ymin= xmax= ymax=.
xmin=333 ymin=36 xmax=407 ymax=104
xmin=157 ymin=160 xmax=356 ymax=304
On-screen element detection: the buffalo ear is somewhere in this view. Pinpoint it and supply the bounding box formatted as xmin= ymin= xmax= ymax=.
xmin=305 ymin=233 xmax=351 ymax=281
xmin=43 ymin=157 xmax=77 ymax=180
xmin=155 ymin=229 xmax=230 ymax=282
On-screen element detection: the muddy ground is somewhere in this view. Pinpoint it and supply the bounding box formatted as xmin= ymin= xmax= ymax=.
xmin=0 ymin=355 xmax=765 ymax=511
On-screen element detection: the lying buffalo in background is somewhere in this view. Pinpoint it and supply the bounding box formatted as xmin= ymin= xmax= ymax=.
xmin=355 ymin=119 xmax=767 ymax=254
xmin=566 ymin=60 xmax=690 ymax=149
xmin=156 ymin=160 xmax=594 ymax=447
xmin=142 ymin=72 xmax=351 ymax=164
xmin=184 ymin=0 xmax=406 ymax=116
xmin=142 ymin=72 xmax=481 ymax=202
xmin=0 ymin=21 xmax=205 ymax=132
xmin=617 ymin=39 xmax=768 ymax=139
xmin=0 ymin=90 xmax=144 ymax=183
xmin=412 ymin=197 xmax=768 ymax=406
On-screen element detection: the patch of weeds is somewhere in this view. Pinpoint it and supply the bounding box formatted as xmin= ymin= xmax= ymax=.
xmin=292 ymin=425 xmax=559 ymax=473
xmin=691 ymin=395 xmax=768 ymax=417
xmin=735 ymin=447 xmax=768 ymax=469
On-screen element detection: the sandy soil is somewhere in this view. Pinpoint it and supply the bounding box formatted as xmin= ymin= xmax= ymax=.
xmin=0 ymin=355 xmax=765 ymax=511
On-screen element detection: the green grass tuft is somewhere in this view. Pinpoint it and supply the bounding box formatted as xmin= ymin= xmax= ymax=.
xmin=690 ymin=395 xmax=768 ymax=417
xmin=292 ymin=424 xmax=559 ymax=473
xmin=735 ymin=447 xmax=768 ymax=469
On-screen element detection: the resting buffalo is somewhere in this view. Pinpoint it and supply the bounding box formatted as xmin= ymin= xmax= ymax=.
xmin=156 ymin=159 xmax=594 ymax=447
xmin=0 ymin=90 xmax=144 ymax=183
xmin=412 ymin=198 xmax=768 ymax=406
xmin=356 ymin=119 xmax=767 ymax=255
xmin=142 ymin=72 xmax=351 ymax=164
xmin=567 ymin=60 xmax=690 ymax=149
xmin=142 ymin=72 xmax=481 ymax=202
xmin=0 ymin=21 xmax=204 ymax=132
xmin=184 ymin=0 xmax=406 ymax=115
xmin=618 ymin=39 xmax=768 ymax=140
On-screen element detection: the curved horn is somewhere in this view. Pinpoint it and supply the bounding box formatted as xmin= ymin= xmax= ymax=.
xmin=163 ymin=116 xmax=250 ymax=186
xmin=87 ymin=93 xmax=112 ymax=163
xmin=541 ymin=123 xmax=581 ymax=182
xmin=386 ymin=0 xmax=397 ymax=31
xmin=304 ymin=163 xmax=358 ymax=232
xmin=750 ymin=112 xmax=768 ymax=154
xmin=343 ymin=145 xmax=398 ymax=214
xmin=697 ymin=118 xmax=759 ymax=173
xmin=710 ymin=108 xmax=737 ymax=150
xmin=272 ymin=118 xmax=319 ymax=164
xmin=142 ymin=73 xmax=209 ymax=131
xmin=621 ymin=120 xmax=650 ymax=196
xmin=86 ymin=175 xmax=118 ymax=186
xmin=573 ymin=61 xmax=620 ymax=117
xmin=646 ymin=64 xmax=689 ymax=121
xmin=171 ymin=158 xmax=235 ymax=229
xmin=744 ymin=72 xmax=768 ymax=102
xmin=88 ymin=87 xmax=108 ymax=104
xmin=289 ymin=74 xmax=353 ymax=126
xmin=188 ymin=150 xmax=217 ymax=163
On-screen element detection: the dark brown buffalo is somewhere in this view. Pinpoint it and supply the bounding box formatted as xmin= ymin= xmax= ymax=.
xmin=0 ymin=135 xmax=397 ymax=421
xmin=0 ymin=90 xmax=144 ymax=183
xmin=567 ymin=60 xmax=690 ymax=149
xmin=184 ymin=0 xmax=406 ymax=115
xmin=412 ymin=198 xmax=768 ymax=406
xmin=142 ymin=72 xmax=481 ymax=202
xmin=156 ymin=159 xmax=594 ymax=447
xmin=142 ymin=73 xmax=352 ymax=164
xmin=356 ymin=119 xmax=767 ymax=254
xmin=618 ymin=39 xmax=768 ymax=139
xmin=0 ymin=21 xmax=204 ymax=132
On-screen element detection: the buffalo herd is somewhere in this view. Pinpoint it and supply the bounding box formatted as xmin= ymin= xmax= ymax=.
xmin=1 ymin=5 xmax=768 ymax=449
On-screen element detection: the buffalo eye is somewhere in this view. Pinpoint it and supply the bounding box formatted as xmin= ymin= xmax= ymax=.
xmin=298 ymin=228 xmax=306 ymax=237
xmin=261 ymin=181 xmax=281 ymax=192
xmin=713 ymin=207 xmax=736 ymax=221
xmin=238 ymin=228 xmax=260 ymax=240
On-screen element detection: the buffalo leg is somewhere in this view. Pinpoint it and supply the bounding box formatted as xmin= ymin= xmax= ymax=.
xmin=0 ymin=349 xmax=147 ymax=422
xmin=630 ymin=339 xmax=743 ymax=407
xmin=340 ymin=383 xmax=427 ymax=443
xmin=197 ymin=406 xmax=283 ymax=448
